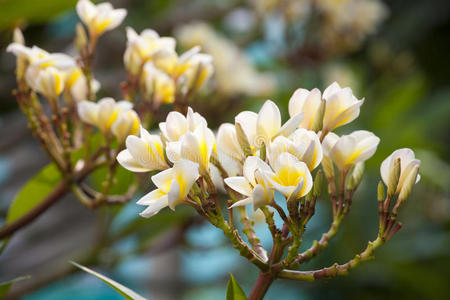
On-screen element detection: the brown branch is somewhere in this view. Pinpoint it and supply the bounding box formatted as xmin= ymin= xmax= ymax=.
xmin=0 ymin=160 xmax=104 ymax=240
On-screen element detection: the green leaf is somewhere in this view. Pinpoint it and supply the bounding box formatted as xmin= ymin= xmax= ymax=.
xmin=71 ymin=262 xmax=146 ymax=300
xmin=0 ymin=0 xmax=78 ymax=30
xmin=0 ymin=275 xmax=30 ymax=298
xmin=226 ymin=274 xmax=248 ymax=300
xmin=7 ymin=163 xmax=62 ymax=223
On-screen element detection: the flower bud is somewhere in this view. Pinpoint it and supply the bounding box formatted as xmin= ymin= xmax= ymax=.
xmin=377 ymin=181 xmax=385 ymax=202
xmin=12 ymin=28 xmax=26 ymax=82
xmin=322 ymin=156 xmax=335 ymax=180
xmin=311 ymin=99 xmax=326 ymax=132
xmin=313 ymin=170 xmax=323 ymax=197
xmin=347 ymin=162 xmax=364 ymax=190
xmin=380 ymin=148 xmax=420 ymax=196
xmin=398 ymin=164 xmax=420 ymax=203
xmin=75 ymin=23 xmax=88 ymax=53
xmin=387 ymin=157 xmax=401 ymax=197
xmin=235 ymin=121 xmax=253 ymax=157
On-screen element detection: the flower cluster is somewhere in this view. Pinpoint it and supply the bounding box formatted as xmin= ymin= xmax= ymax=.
xmin=123 ymin=27 xmax=213 ymax=106
xmin=118 ymin=81 xmax=419 ymax=221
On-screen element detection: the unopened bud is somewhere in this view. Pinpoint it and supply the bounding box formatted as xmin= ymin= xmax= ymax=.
xmin=235 ymin=121 xmax=253 ymax=157
xmin=13 ymin=28 xmax=26 ymax=82
xmin=75 ymin=23 xmax=88 ymax=53
xmin=322 ymin=156 xmax=335 ymax=180
xmin=311 ymin=99 xmax=326 ymax=132
xmin=377 ymin=181 xmax=385 ymax=202
xmin=347 ymin=162 xmax=364 ymax=190
xmin=398 ymin=164 xmax=419 ymax=202
xmin=13 ymin=28 xmax=25 ymax=45
xmin=313 ymin=170 xmax=323 ymax=197
xmin=387 ymin=157 xmax=401 ymax=197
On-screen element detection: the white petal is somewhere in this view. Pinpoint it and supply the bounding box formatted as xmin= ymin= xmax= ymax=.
xmin=230 ymin=197 xmax=253 ymax=208
xmin=323 ymin=81 xmax=342 ymax=100
xmin=151 ymin=168 xmax=174 ymax=193
xmin=276 ymin=113 xmax=303 ymax=138
xmin=257 ymin=100 xmax=281 ymax=142
xmin=139 ymin=195 xmax=169 ymax=218
xmin=167 ymin=179 xmax=181 ymax=210
xmin=77 ymin=100 xmax=99 ymax=126
xmin=172 ymin=159 xmax=200 ymax=199
xmin=136 ymin=189 xmax=166 ymax=205
xmin=235 ymin=111 xmax=258 ymax=147
xmin=117 ymin=149 xmax=151 ymax=172
xmin=224 ymin=177 xmax=253 ymax=197
xmin=243 ymin=156 xmax=272 ymax=186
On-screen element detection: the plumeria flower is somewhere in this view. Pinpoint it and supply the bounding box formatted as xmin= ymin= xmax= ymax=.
xmin=7 ymin=44 xmax=75 ymax=69
xmin=111 ymin=110 xmax=140 ymax=143
xmin=76 ymin=0 xmax=127 ymax=37
xmin=124 ymin=27 xmax=176 ymax=75
xmin=288 ymin=88 xmax=322 ymax=130
xmin=117 ymin=127 xmax=168 ymax=172
xmin=159 ymin=107 xmax=207 ymax=143
xmin=269 ymin=129 xmax=323 ymax=171
xmin=142 ymin=63 xmax=176 ymax=104
xmin=25 ymin=64 xmax=64 ymax=100
xmin=63 ymin=67 xmax=101 ymax=102
xmin=216 ymin=123 xmax=245 ymax=162
xmin=263 ymin=152 xmax=313 ymax=200
xmin=137 ymin=159 xmax=199 ymax=217
xmin=235 ymin=100 xmax=303 ymax=151
xmin=328 ymin=130 xmax=380 ymax=172
xmin=165 ymin=123 xmax=215 ymax=174
xmin=77 ymin=97 xmax=137 ymax=134
xmin=175 ymin=47 xmax=214 ymax=89
xmin=322 ymin=82 xmax=364 ymax=133
xmin=225 ymin=156 xmax=274 ymax=210
xmin=380 ymin=148 xmax=421 ymax=194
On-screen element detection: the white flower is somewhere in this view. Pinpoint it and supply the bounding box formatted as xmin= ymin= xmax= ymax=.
xmin=25 ymin=65 xmax=64 ymax=99
xmin=159 ymin=107 xmax=207 ymax=142
xmin=137 ymin=159 xmax=199 ymax=217
xmin=329 ymin=130 xmax=380 ymax=171
xmin=224 ymin=156 xmax=274 ymax=210
xmin=269 ymin=129 xmax=323 ymax=171
xmin=380 ymin=148 xmax=421 ymax=194
xmin=322 ymin=81 xmax=364 ymax=132
xmin=175 ymin=47 xmax=214 ymax=89
xmin=124 ymin=27 xmax=176 ymax=75
xmin=288 ymin=88 xmax=322 ymax=130
xmin=117 ymin=127 xmax=168 ymax=172
xmin=166 ymin=123 xmax=215 ymax=174
xmin=263 ymin=152 xmax=313 ymax=199
xmin=76 ymin=0 xmax=127 ymax=37
xmin=142 ymin=63 xmax=175 ymax=104
xmin=235 ymin=100 xmax=303 ymax=150
xmin=77 ymin=97 xmax=135 ymax=133
xmin=7 ymin=44 xmax=75 ymax=69
xmin=111 ymin=110 xmax=140 ymax=142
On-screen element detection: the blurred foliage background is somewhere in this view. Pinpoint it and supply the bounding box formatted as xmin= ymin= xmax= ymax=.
xmin=0 ymin=0 xmax=449 ymax=299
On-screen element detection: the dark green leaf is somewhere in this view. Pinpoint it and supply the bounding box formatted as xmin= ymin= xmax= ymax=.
xmin=0 ymin=275 xmax=30 ymax=298
xmin=0 ymin=0 xmax=77 ymax=30
xmin=226 ymin=274 xmax=248 ymax=300
xmin=71 ymin=262 xmax=146 ymax=300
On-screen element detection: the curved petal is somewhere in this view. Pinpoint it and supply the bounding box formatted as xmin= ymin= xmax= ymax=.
xmin=224 ymin=177 xmax=253 ymax=197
